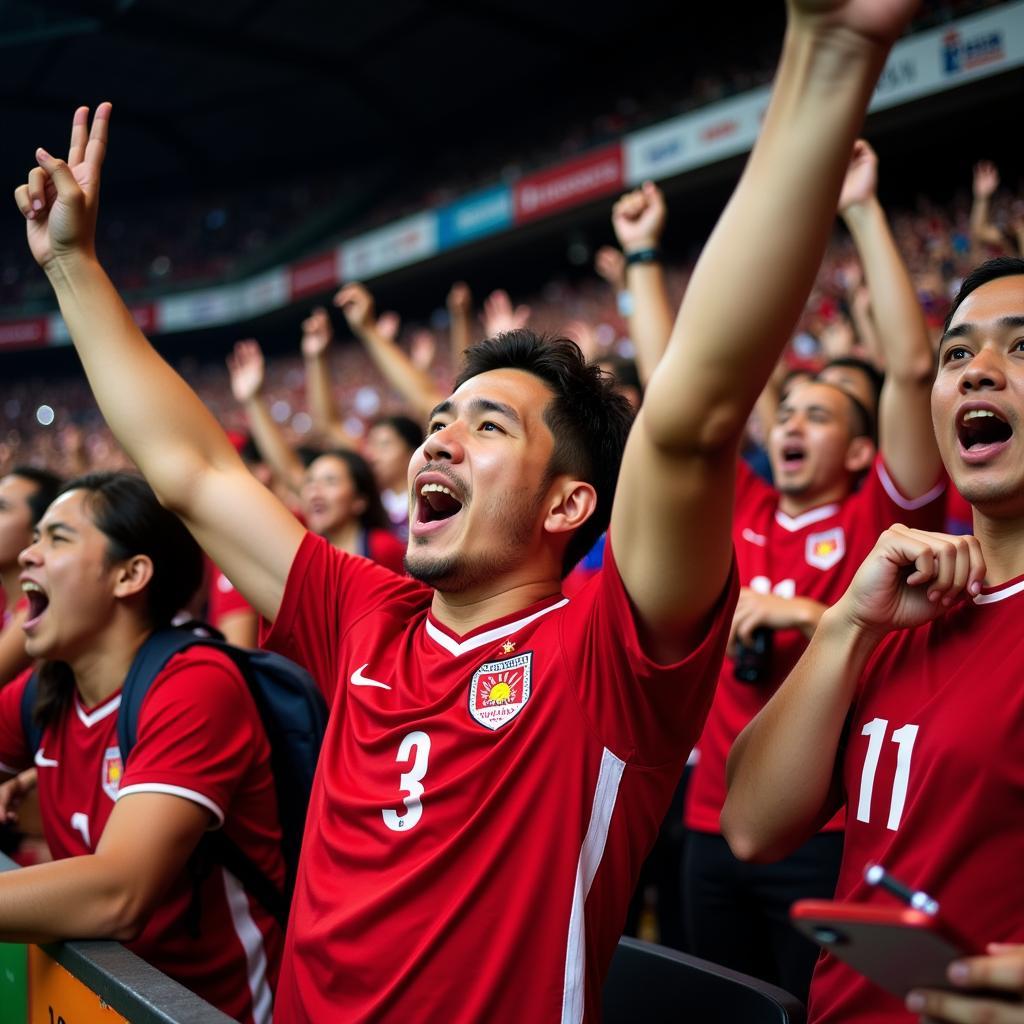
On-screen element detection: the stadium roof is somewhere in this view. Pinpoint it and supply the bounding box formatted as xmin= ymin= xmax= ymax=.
xmin=0 ymin=0 xmax=785 ymax=197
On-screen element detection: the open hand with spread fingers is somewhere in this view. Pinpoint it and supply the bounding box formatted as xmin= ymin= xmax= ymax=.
xmin=15 ymin=103 xmax=112 ymax=271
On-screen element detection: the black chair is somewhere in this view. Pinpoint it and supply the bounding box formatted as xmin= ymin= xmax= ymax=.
xmin=603 ymin=937 xmax=807 ymax=1023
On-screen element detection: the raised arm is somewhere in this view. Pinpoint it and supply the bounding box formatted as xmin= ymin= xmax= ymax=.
xmin=970 ymin=160 xmax=1005 ymax=254
xmin=13 ymin=105 xmax=304 ymax=621
xmin=722 ymin=526 xmax=984 ymax=861
xmin=301 ymin=307 xmax=359 ymax=449
xmin=610 ymin=0 xmax=918 ymax=655
xmin=335 ymin=282 xmax=443 ymax=423
xmin=611 ymin=181 xmax=673 ymax=385
xmin=838 ymin=139 xmax=941 ymax=494
xmin=447 ymin=282 xmax=476 ymax=368
xmin=227 ymin=339 xmax=306 ymax=497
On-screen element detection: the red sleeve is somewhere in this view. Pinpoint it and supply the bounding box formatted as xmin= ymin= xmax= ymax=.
xmin=860 ymin=457 xmax=947 ymax=533
xmin=207 ymin=568 xmax=254 ymax=626
xmin=117 ymin=648 xmax=265 ymax=825
xmin=262 ymin=532 xmax=430 ymax=703
xmin=0 ymin=669 xmax=32 ymax=775
xmin=367 ymin=529 xmax=407 ymax=576
xmin=563 ymin=540 xmax=739 ymax=767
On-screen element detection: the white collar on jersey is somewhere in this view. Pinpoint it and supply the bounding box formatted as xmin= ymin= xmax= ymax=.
xmin=74 ymin=692 xmax=122 ymax=728
xmin=774 ymin=504 xmax=840 ymax=533
xmin=425 ymin=598 xmax=569 ymax=657
xmin=973 ymin=576 xmax=1024 ymax=605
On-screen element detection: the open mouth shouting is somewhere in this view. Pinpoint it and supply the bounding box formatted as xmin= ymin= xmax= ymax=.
xmin=777 ymin=441 xmax=807 ymax=473
xmin=412 ymin=474 xmax=466 ymax=538
xmin=20 ymin=578 xmax=50 ymax=632
xmin=956 ymin=403 xmax=1013 ymax=463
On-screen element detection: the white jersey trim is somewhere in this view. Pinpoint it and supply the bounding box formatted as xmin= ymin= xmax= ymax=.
xmin=560 ymin=747 xmax=626 ymax=1024
xmin=75 ymin=693 xmax=122 ymax=728
xmin=425 ymin=598 xmax=569 ymax=657
xmin=877 ymin=462 xmax=946 ymax=511
xmin=222 ymin=868 xmax=274 ymax=1024
xmin=774 ymin=504 xmax=840 ymax=533
xmin=116 ymin=782 xmax=225 ymax=826
xmin=973 ymin=577 xmax=1024 ymax=605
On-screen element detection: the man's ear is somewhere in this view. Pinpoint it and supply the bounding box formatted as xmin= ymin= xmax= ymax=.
xmin=544 ymin=480 xmax=597 ymax=537
xmin=844 ymin=436 xmax=875 ymax=476
xmin=112 ymin=554 xmax=154 ymax=601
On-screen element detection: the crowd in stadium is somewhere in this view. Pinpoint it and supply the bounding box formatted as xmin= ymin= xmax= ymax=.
xmin=0 ymin=1 xmax=1022 ymax=1023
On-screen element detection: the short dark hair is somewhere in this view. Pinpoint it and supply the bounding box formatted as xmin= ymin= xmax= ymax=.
xmin=315 ymin=449 xmax=389 ymax=532
xmin=824 ymin=356 xmax=885 ymax=411
xmin=372 ymin=414 xmax=423 ymax=453
xmin=456 ymin=329 xmax=635 ymax=575
xmin=944 ymin=256 xmax=1024 ymax=334
xmin=61 ymin=472 xmax=204 ymax=628
xmin=8 ymin=466 xmax=63 ymax=525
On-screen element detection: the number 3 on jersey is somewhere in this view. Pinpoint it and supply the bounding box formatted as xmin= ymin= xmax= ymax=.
xmin=382 ymin=731 xmax=431 ymax=832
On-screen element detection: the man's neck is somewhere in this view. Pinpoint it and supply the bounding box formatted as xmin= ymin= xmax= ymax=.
xmin=777 ymin=479 xmax=852 ymax=518
xmin=972 ymin=513 xmax=1024 ymax=586
xmin=430 ymin=577 xmax=564 ymax=637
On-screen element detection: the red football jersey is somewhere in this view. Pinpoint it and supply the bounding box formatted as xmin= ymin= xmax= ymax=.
xmin=0 ymin=648 xmax=285 ymax=1024
xmin=807 ymin=575 xmax=1024 ymax=1022
xmin=263 ymin=532 xmax=737 ymax=1023
xmin=208 ymin=564 xmax=254 ymax=627
xmin=685 ymin=458 xmax=945 ymax=833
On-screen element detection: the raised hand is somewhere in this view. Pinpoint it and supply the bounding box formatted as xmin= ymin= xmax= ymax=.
xmin=300 ymin=307 xmax=333 ymax=358
xmin=834 ymin=525 xmax=985 ymax=638
xmin=973 ymin=160 xmax=1000 ymax=200
xmin=410 ymin=329 xmax=437 ymax=372
xmin=334 ymin=282 xmax=377 ymax=335
xmin=14 ymin=103 xmax=111 ymax=270
xmin=728 ymin=588 xmax=824 ymax=655
xmin=226 ymin=340 xmax=266 ymax=404
xmin=481 ymin=289 xmax=530 ymax=336
xmin=376 ymin=310 xmax=402 ymax=343
xmin=786 ymin=0 xmax=921 ymax=46
xmin=838 ymin=139 xmax=879 ymax=212
xmin=612 ymin=181 xmax=667 ymax=253
xmin=594 ymin=246 xmax=627 ymax=291
xmin=447 ymin=281 xmax=472 ymax=317
xmin=562 ymin=319 xmax=600 ymax=363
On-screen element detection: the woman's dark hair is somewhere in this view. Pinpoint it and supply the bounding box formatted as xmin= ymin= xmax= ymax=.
xmin=944 ymin=256 xmax=1024 ymax=334
xmin=8 ymin=466 xmax=63 ymax=525
xmin=313 ymin=449 xmax=389 ymax=532
xmin=32 ymin=472 xmax=204 ymax=729
xmin=456 ymin=329 xmax=635 ymax=576
xmin=372 ymin=414 xmax=423 ymax=453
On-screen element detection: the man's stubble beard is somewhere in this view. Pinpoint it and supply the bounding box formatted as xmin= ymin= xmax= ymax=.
xmin=404 ymin=485 xmax=546 ymax=593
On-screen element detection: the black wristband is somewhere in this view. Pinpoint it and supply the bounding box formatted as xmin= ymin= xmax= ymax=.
xmin=624 ymin=248 xmax=661 ymax=266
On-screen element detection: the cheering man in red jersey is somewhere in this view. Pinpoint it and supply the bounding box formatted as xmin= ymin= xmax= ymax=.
xmin=15 ymin=1 xmax=920 ymax=1018
xmin=725 ymin=257 xmax=1024 ymax=1023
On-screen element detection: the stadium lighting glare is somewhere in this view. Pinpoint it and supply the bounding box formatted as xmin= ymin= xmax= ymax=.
xmin=292 ymin=412 xmax=312 ymax=435
xmin=36 ymin=405 xmax=55 ymax=427
xmin=271 ymin=400 xmax=291 ymax=423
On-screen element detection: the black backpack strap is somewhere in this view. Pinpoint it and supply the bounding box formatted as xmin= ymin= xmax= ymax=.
xmin=19 ymin=672 xmax=42 ymax=756
xmin=118 ymin=627 xmax=289 ymax=930
xmin=117 ymin=628 xmax=205 ymax=760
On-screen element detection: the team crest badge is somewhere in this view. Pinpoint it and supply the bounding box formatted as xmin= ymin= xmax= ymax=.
xmin=806 ymin=527 xmax=845 ymax=570
xmin=469 ymin=652 xmax=532 ymax=731
xmin=102 ymin=746 xmax=124 ymax=801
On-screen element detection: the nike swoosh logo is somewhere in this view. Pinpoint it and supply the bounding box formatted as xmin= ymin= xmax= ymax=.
xmin=34 ymin=749 xmax=59 ymax=767
xmin=350 ymin=663 xmax=392 ymax=690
